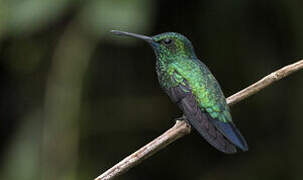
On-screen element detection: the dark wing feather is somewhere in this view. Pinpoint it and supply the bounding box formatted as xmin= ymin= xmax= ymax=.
xmin=168 ymin=85 xmax=237 ymax=154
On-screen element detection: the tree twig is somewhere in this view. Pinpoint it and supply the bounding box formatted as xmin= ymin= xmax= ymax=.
xmin=95 ymin=59 xmax=303 ymax=180
xmin=227 ymin=60 xmax=303 ymax=106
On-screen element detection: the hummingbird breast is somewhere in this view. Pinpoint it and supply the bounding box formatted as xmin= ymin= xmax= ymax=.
xmin=155 ymin=60 xmax=172 ymax=91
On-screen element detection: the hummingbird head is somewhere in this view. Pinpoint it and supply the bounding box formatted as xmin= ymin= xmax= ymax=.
xmin=111 ymin=30 xmax=197 ymax=60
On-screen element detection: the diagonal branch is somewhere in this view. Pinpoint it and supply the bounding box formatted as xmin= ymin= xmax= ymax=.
xmin=95 ymin=59 xmax=303 ymax=180
xmin=227 ymin=59 xmax=303 ymax=106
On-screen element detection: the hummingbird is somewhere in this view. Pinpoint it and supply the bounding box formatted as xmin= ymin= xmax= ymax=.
xmin=111 ymin=30 xmax=248 ymax=153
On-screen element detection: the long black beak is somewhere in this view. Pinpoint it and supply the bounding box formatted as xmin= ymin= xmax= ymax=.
xmin=111 ymin=30 xmax=153 ymax=43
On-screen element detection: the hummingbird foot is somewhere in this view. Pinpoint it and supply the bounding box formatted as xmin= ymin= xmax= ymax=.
xmin=175 ymin=115 xmax=188 ymax=123
xmin=174 ymin=115 xmax=191 ymax=133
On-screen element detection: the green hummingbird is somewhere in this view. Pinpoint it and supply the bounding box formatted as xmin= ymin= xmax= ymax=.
xmin=111 ymin=30 xmax=248 ymax=153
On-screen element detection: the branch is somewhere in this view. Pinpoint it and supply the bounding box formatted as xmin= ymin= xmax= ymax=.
xmin=95 ymin=59 xmax=303 ymax=180
xmin=227 ymin=60 xmax=303 ymax=106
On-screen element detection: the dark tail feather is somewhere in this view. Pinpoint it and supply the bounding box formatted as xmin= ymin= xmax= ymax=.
xmin=212 ymin=119 xmax=248 ymax=151
xmin=179 ymin=94 xmax=237 ymax=154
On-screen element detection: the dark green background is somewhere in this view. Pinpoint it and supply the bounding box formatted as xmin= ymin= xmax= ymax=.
xmin=1 ymin=0 xmax=303 ymax=179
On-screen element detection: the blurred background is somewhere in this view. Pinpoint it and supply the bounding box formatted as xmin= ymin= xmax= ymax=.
xmin=1 ymin=0 xmax=303 ymax=180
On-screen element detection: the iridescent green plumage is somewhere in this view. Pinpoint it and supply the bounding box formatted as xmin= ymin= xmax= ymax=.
xmin=111 ymin=30 xmax=248 ymax=153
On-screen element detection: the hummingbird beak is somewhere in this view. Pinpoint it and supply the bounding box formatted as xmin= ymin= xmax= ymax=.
xmin=111 ymin=30 xmax=153 ymax=43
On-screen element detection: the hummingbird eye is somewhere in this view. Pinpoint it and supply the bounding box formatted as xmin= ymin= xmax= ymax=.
xmin=163 ymin=38 xmax=172 ymax=45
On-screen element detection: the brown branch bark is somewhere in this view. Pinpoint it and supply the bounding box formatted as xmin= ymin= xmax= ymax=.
xmin=95 ymin=59 xmax=303 ymax=180
xmin=227 ymin=60 xmax=303 ymax=106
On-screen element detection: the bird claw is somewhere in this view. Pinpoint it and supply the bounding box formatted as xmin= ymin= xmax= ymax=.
xmin=175 ymin=115 xmax=187 ymax=122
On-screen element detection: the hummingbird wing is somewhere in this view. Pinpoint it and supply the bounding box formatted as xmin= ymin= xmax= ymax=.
xmin=194 ymin=60 xmax=248 ymax=151
xmin=168 ymin=68 xmax=248 ymax=153
xmin=168 ymin=73 xmax=237 ymax=153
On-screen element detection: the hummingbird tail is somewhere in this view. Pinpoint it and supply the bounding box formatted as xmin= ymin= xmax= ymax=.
xmin=212 ymin=119 xmax=248 ymax=151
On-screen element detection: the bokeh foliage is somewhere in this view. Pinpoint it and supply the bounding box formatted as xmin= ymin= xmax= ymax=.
xmin=0 ymin=0 xmax=303 ymax=180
